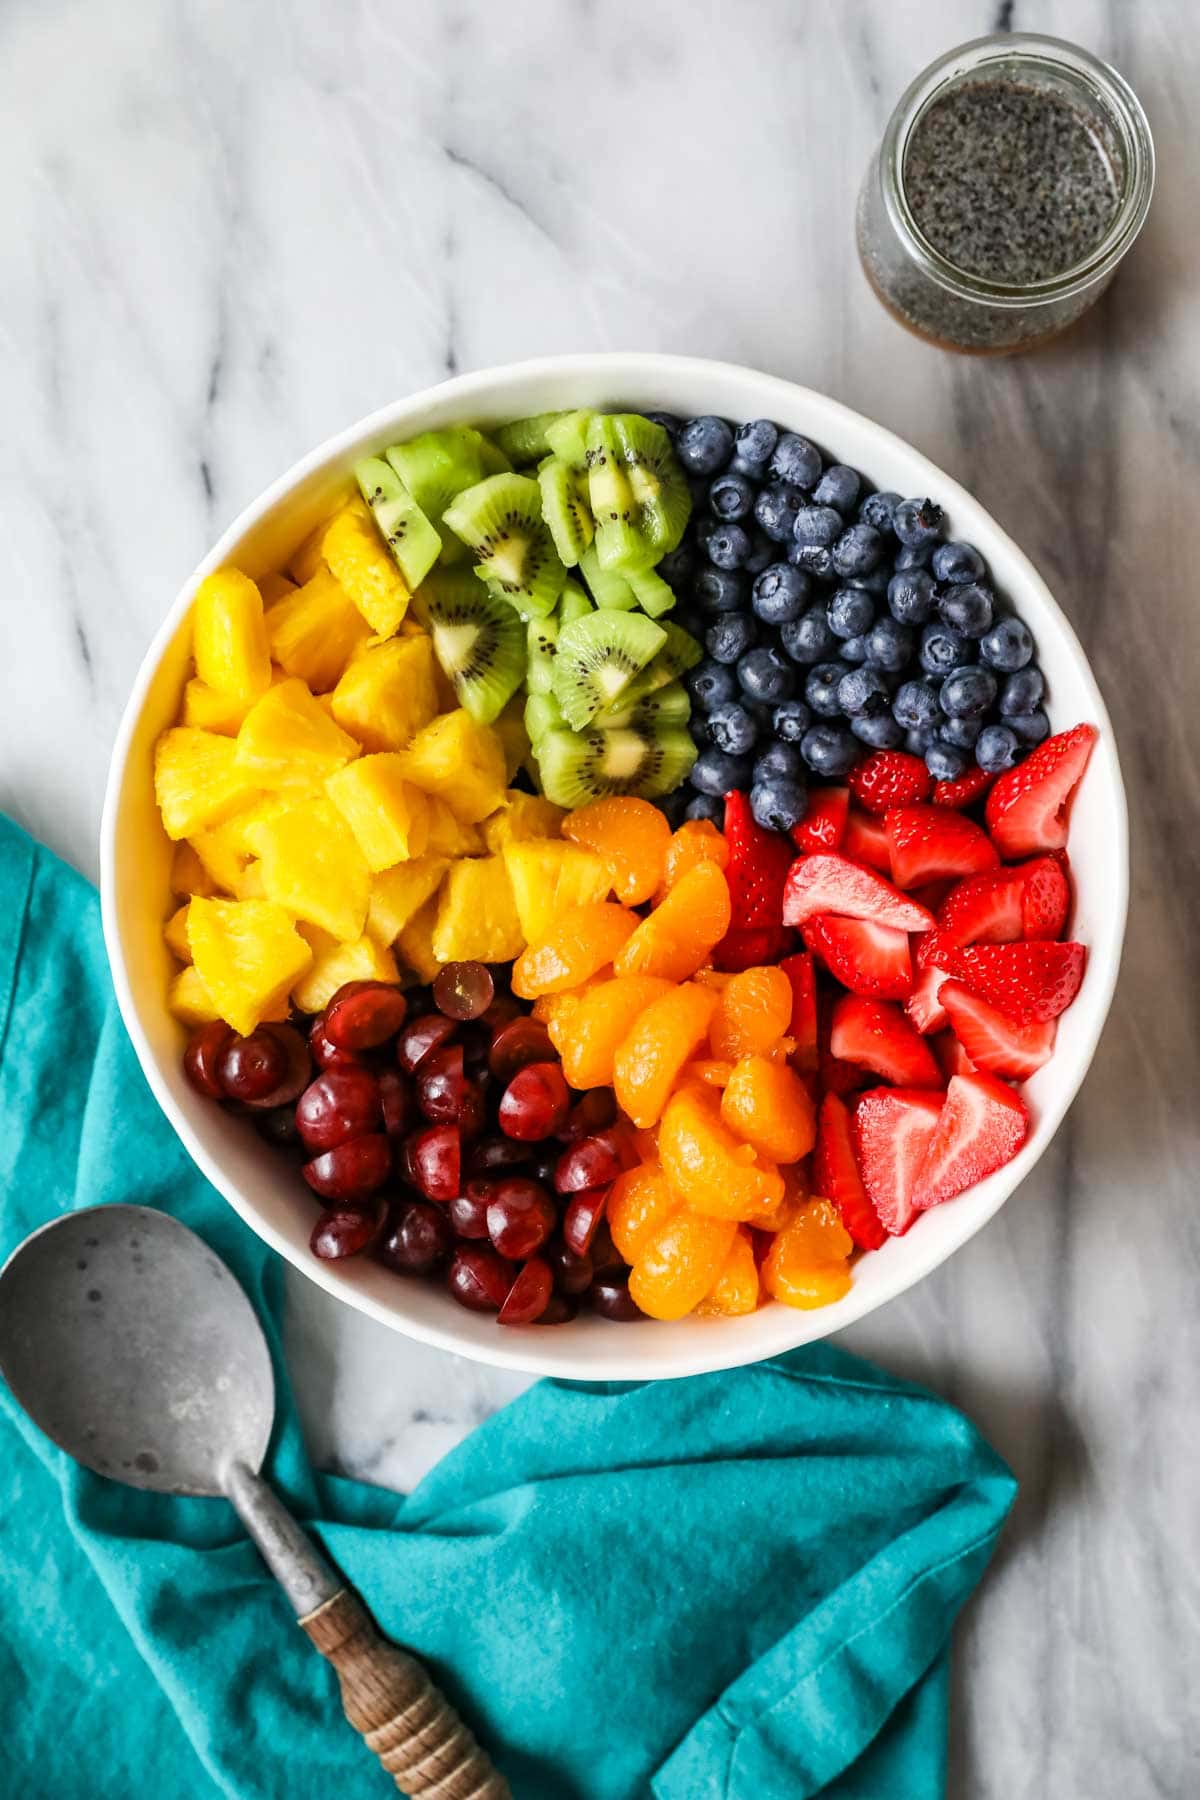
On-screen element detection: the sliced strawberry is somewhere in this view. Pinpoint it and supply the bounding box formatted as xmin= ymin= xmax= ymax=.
xmin=814 ymin=1092 xmax=886 ymax=1250
xmin=852 ymin=1088 xmax=945 ymax=1235
xmin=931 ymin=1030 xmax=975 ymax=1081
xmin=885 ymin=805 xmax=999 ymax=888
xmin=943 ymin=940 xmax=1086 ymax=1023
xmin=911 ymin=1071 xmax=1029 ymax=1209
xmin=849 ymin=750 xmax=933 ymax=817
xmin=779 ymin=951 xmax=818 ymax=1072
xmin=932 ymin=765 xmax=994 ymax=810
xmin=909 ymin=880 xmax=955 ymax=915
xmin=920 ymin=868 xmax=1025 ymax=966
xmin=939 ymin=980 xmax=1057 ymax=1081
xmin=721 ymin=790 xmax=794 ymax=930
xmin=842 ymin=807 xmax=892 ymax=873
xmin=783 ymin=853 xmax=934 ymax=931
xmin=985 ymin=723 xmax=1098 ymax=858
xmin=906 ymin=956 xmax=953 ymax=1034
xmin=802 ymin=915 xmax=914 ymax=1000
xmin=1018 ymin=854 xmax=1070 ymax=940
xmin=712 ymin=925 xmax=792 ymax=973
xmin=829 ymin=995 xmax=943 ymax=1087
xmin=791 ymin=785 xmax=849 ymax=854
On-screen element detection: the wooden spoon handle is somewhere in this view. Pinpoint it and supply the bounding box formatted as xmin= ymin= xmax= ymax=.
xmin=301 ymin=1589 xmax=510 ymax=1798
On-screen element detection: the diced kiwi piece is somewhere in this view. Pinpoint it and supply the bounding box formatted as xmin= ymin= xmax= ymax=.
xmin=597 ymin=622 xmax=703 ymax=722
xmin=627 ymin=564 xmax=675 ymax=618
xmin=551 ymin=610 xmax=667 ymax=731
xmin=535 ymin=725 xmax=697 ymax=808
xmin=353 ymin=456 xmax=442 ymax=590
xmin=416 ymin=571 xmax=525 ymax=725
xmin=495 ymin=412 xmax=569 ymax=466
xmin=478 ymin=435 xmax=512 ymax=475
xmin=526 ymin=613 xmax=559 ymax=694
xmin=537 ymin=456 xmax=594 ymax=568
xmin=600 ymin=680 xmax=691 ymax=731
xmin=386 ymin=429 xmax=487 ymax=555
xmin=525 ymin=691 xmax=566 ymax=743
xmin=545 ymin=410 xmax=593 ymax=469
xmin=585 ymin=413 xmax=645 ymax=573
xmin=578 ymin=543 xmax=637 ymax=611
xmin=612 ymin=413 xmax=691 ymax=555
xmin=442 ymin=472 xmax=566 ymax=618
xmin=559 ymin=578 xmax=593 ymax=626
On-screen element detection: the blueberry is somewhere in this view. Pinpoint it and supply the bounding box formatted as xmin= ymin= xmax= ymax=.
xmin=685 ymin=792 xmax=725 ymax=825
xmin=686 ymin=658 xmax=738 ymax=711
xmin=905 ymin=725 xmax=940 ymax=757
xmin=893 ymin=679 xmax=942 ymax=730
xmin=754 ymin=741 xmax=806 ymax=783
xmin=858 ymin=490 xmax=901 ymax=534
xmin=801 ymin=724 xmax=860 ymax=779
xmin=770 ymin=432 xmax=823 ymax=489
xmin=754 ymin=483 xmax=805 ymax=543
xmin=847 ymin=565 xmax=891 ymax=598
xmin=1006 ymin=708 xmax=1050 ymax=745
xmin=813 ymin=464 xmax=861 ymax=514
xmin=658 ymin=539 xmax=695 ymax=588
xmin=925 ymin=742 xmax=968 ymax=782
xmin=828 ymin=587 xmax=875 ymax=640
xmin=920 ymin=622 xmax=972 ymax=677
xmin=805 ymin=661 xmax=851 ymax=717
xmin=895 ymin=541 xmax=934 ymax=571
xmin=839 ymin=634 xmax=870 ymax=664
xmin=706 ymin=613 xmax=758 ymax=664
xmin=864 ymin=615 xmax=913 ymax=672
xmin=933 ymin=540 xmax=985 ymax=586
xmin=751 ymin=777 xmax=808 ymax=834
xmin=938 ymin=582 xmax=994 ymax=639
xmin=708 ymin=470 xmax=755 ymax=521
xmin=733 ymin=418 xmax=779 ymax=469
xmin=1000 ymin=667 xmax=1045 ymax=714
xmin=752 ymin=562 xmax=810 ymax=626
xmin=852 ymin=712 xmax=905 ymax=749
xmin=707 ymin=701 xmax=760 ymax=757
xmin=832 ymin=523 xmax=884 ymax=579
xmin=677 ymin=416 xmax=734 ymax=475
xmin=643 ymin=410 xmax=680 ymax=441
xmin=837 ymin=667 xmax=890 ymax=717
xmin=693 ymin=566 xmax=745 ymax=613
xmin=792 ymin=504 xmax=843 ymax=549
xmin=887 ymin=567 xmax=936 ymax=625
xmin=738 ymin=644 xmax=795 ymax=705
xmin=976 ymin=724 xmax=1021 ymax=773
xmin=781 ymin=606 xmax=837 ymax=665
xmin=980 ymin=616 xmax=1034 ymax=672
xmin=893 ymin=496 xmax=945 ymax=548
xmin=940 ymin=665 xmax=998 ymax=719
xmin=940 ymin=715 xmax=983 ymax=749
xmin=702 ymin=521 xmax=753 ymax=570
xmin=788 ymin=542 xmax=835 ymax=579
xmin=772 ymin=698 xmax=813 ymax=742
xmin=743 ymin=532 xmax=775 ymax=575
xmin=691 ymin=746 xmax=754 ymax=797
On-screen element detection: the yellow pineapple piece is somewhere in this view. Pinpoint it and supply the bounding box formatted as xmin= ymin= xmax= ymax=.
xmin=494 ymin=698 xmax=531 ymax=783
xmin=266 ymin=566 xmax=370 ymax=691
xmin=399 ymin=711 xmax=507 ymax=824
xmin=480 ymin=791 xmax=564 ymax=853
xmin=170 ymin=841 xmax=218 ymax=899
xmin=366 ymin=857 xmax=450 ymax=946
xmin=168 ymin=965 xmax=220 ymax=1027
xmin=329 ymin=634 xmax=438 ymax=753
xmin=287 ymin=514 xmax=334 ymax=584
xmin=503 ymin=840 xmax=611 ymax=941
xmin=432 ymin=857 xmax=524 ymax=965
xmin=186 ymin=897 xmax=312 ymax=1036
xmin=234 ymin=860 xmax=267 ymax=900
xmin=292 ymin=933 xmax=401 ymax=1015
xmin=396 ymin=891 xmax=443 ymax=983
xmin=258 ymin=571 xmax=297 ymax=607
xmin=325 ymin=754 xmax=430 ymax=871
xmin=192 ymin=567 xmax=271 ymax=703
xmin=424 ymin=798 xmax=483 ymax=857
xmin=235 ymin=677 xmax=359 ymax=792
xmin=187 ymin=796 xmax=285 ymax=894
xmin=248 ymin=797 xmax=371 ymax=942
xmin=154 ymin=728 xmax=258 ymax=841
xmin=182 ymin=678 xmax=254 ymax=736
xmin=322 ymin=502 xmax=409 ymax=637
xmin=164 ymin=903 xmax=192 ymax=963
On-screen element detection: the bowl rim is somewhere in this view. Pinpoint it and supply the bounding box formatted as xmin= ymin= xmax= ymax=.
xmin=100 ymin=351 xmax=1128 ymax=1379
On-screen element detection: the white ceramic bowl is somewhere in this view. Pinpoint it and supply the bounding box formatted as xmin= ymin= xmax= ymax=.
xmin=101 ymin=354 xmax=1127 ymax=1380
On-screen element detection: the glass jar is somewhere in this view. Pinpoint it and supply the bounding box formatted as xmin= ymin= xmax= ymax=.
xmin=856 ymin=34 xmax=1154 ymax=354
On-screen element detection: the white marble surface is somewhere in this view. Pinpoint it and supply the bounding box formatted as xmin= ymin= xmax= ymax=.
xmin=3 ymin=1 xmax=1198 ymax=1792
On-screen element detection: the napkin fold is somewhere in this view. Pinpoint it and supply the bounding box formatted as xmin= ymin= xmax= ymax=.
xmin=0 ymin=815 xmax=1016 ymax=1798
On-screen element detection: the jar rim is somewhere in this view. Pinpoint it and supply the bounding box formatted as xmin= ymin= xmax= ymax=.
xmin=881 ymin=32 xmax=1155 ymax=306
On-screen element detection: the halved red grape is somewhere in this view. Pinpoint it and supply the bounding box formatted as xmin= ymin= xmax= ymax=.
xmin=560 ymin=1088 xmax=618 ymax=1142
xmin=184 ymin=1020 xmax=234 ymax=1098
xmin=396 ymin=1012 xmax=458 ymax=1074
xmin=323 ymin=979 xmax=408 ymax=1050
xmin=408 ymin=1124 xmax=462 ymax=1202
xmin=296 ymin=1067 xmax=382 ymax=1152
xmin=554 ymin=1133 xmax=624 ymax=1194
xmin=302 ymin=1135 xmax=392 ymax=1202
xmin=498 ymin=1062 xmax=570 ymax=1142
xmin=466 ymin=1135 xmax=532 ymax=1176
xmin=433 ymin=960 xmax=495 ymax=1022
xmin=587 ymin=1219 xmax=624 ymax=1275
xmin=239 ymin=1024 xmax=312 ymax=1111
xmin=488 ymin=1018 xmax=553 ymax=1084
xmin=378 ymin=1198 xmax=454 ymax=1274
xmin=485 ymin=1178 xmax=556 ymax=1260
xmin=535 ymin=1293 xmax=578 ymax=1325
xmin=481 ymin=993 xmax=522 ymax=1034
xmin=498 ymin=1257 xmax=554 ymax=1325
xmin=311 ymin=1199 xmax=387 ymax=1260
xmin=217 ymin=1029 xmax=287 ymax=1102
xmin=545 ymin=1237 xmax=594 ymax=1297
xmin=447 ymin=1245 xmax=514 ymax=1313
xmin=416 ymin=1044 xmax=472 ymax=1124
xmin=377 ymin=1068 xmax=412 ymax=1138
xmin=589 ymin=1270 xmax=644 ymax=1321
xmin=255 ymin=1104 xmax=302 ymax=1149
xmin=562 ymin=1185 xmax=610 ymax=1257
xmin=309 ymin=1018 xmax=363 ymax=1070
xmin=448 ymin=1180 xmax=493 ymax=1239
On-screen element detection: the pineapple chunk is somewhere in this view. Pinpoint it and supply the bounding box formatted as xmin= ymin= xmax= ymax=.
xmin=399 ymin=711 xmax=508 ymax=823
xmin=248 ymin=797 xmax=371 ymax=942
xmin=424 ymin=798 xmax=484 ymax=857
xmin=266 ymin=566 xmax=370 ymax=691
xmin=329 ymin=634 xmax=438 ymax=754
xmin=432 ymin=857 xmax=524 ymax=964
xmin=292 ymin=933 xmax=400 ymax=1015
xmin=396 ymin=891 xmax=443 ymax=983
xmin=503 ymin=840 xmax=611 ymax=941
xmin=234 ymin=860 xmax=267 ymax=900
xmin=192 ymin=568 xmax=271 ymax=702
xmin=287 ymin=515 xmax=333 ymax=584
xmin=495 ymin=698 xmax=531 ymax=782
xmin=258 ymin=571 xmax=297 ymax=607
xmin=168 ymin=964 xmax=221 ymax=1027
xmin=325 ymin=754 xmax=430 ymax=871
xmin=480 ymin=790 xmax=564 ymax=853
xmin=188 ymin=796 xmax=285 ymax=894
xmin=235 ymin=677 xmax=359 ymax=791
xmin=154 ymin=728 xmax=258 ymax=841
xmin=187 ymin=897 xmax=312 ymax=1036
xmin=366 ymin=857 xmax=450 ymax=946
xmin=164 ymin=903 xmax=192 ymax=963
xmin=182 ymin=678 xmax=254 ymax=736
xmin=171 ymin=841 xmax=218 ymax=899
xmin=322 ymin=502 xmax=410 ymax=638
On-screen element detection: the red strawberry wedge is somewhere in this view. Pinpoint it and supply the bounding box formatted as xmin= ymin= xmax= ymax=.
xmin=912 ymin=1071 xmax=1029 ymax=1210
xmin=842 ymin=807 xmax=892 ymax=873
xmin=885 ymin=805 xmax=999 ymax=888
xmin=985 ymin=723 xmax=1097 ymax=858
xmin=906 ymin=956 xmax=953 ymax=1034
xmin=783 ymin=853 xmax=934 ymax=931
xmin=849 ymin=751 xmax=933 ymax=816
xmin=943 ymin=940 xmax=1086 ymax=1023
xmin=829 ymin=995 xmax=943 ymax=1088
xmin=939 ymin=980 xmax=1057 ymax=1080
xmin=802 ymin=915 xmax=914 ymax=1000
xmin=814 ymin=1093 xmax=887 ymax=1250
xmin=920 ymin=868 xmax=1026 ymax=967
xmin=1018 ymin=854 xmax=1071 ymax=940
xmin=779 ymin=951 xmax=818 ymax=1072
xmin=852 ymin=1089 xmax=945 ymax=1235
xmin=932 ymin=765 xmax=994 ymax=810
xmin=715 ymin=792 xmax=794 ymax=968
xmin=792 ymin=785 xmax=849 ymax=854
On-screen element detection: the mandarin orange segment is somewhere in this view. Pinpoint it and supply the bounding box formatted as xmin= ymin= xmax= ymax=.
xmin=608 ymin=1159 xmax=678 ymax=1263
xmin=696 ymin=1227 xmax=761 ymax=1317
xmin=628 ymin=1208 xmax=737 ymax=1321
xmin=562 ymin=796 xmax=671 ymax=905
xmin=687 ymin=1058 xmax=735 ymax=1088
xmin=511 ymin=902 xmax=639 ymax=998
xmin=611 ymin=982 xmax=719 ymax=1129
xmin=658 ymin=1085 xmax=784 ymax=1221
xmin=661 ymin=818 xmax=729 ymax=894
xmin=762 ymin=1199 xmax=854 ymax=1311
xmin=613 ymin=860 xmax=731 ymax=982
xmin=708 ymin=965 xmax=795 ymax=1060
xmin=548 ymin=973 xmax=674 ymax=1089
xmin=720 ymin=1054 xmax=817 ymax=1164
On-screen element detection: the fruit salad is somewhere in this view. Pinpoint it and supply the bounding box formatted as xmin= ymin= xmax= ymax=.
xmin=153 ymin=403 xmax=1097 ymax=1329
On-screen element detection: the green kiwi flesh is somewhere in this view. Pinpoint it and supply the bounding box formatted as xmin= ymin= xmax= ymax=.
xmin=599 ymin=622 xmax=702 ymax=720
xmin=627 ymin=564 xmax=675 ymax=618
xmin=495 ymin=413 xmax=569 ymax=466
xmin=537 ymin=456 xmax=593 ymax=567
xmin=585 ymin=413 xmax=645 ymax=573
xmin=599 ymin=680 xmax=691 ymax=732
xmin=442 ymin=472 xmax=566 ymax=619
xmin=578 ymin=543 xmax=637 ymax=610
xmin=385 ymin=429 xmax=488 ymax=556
xmin=415 ymin=571 xmax=524 ymax=724
xmin=353 ymin=457 xmax=442 ymax=590
xmin=611 ymin=413 xmax=692 ymax=555
xmin=536 ymin=726 xmax=697 ymax=808
xmin=551 ymin=610 xmax=667 ymax=731
xmin=524 ymin=691 xmax=565 ymax=743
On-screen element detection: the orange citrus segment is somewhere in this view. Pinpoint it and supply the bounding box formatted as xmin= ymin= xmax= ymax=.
xmin=613 ymin=861 xmax=731 ymax=982
xmin=629 ymin=1209 xmax=737 ymax=1321
xmin=562 ymin=796 xmax=671 ymax=905
xmin=720 ymin=1054 xmax=817 ymax=1164
xmin=608 ymin=1160 xmax=677 ymax=1263
xmin=696 ymin=1226 xmax=761 ymax=1316
xmin=708 ymin=964 xmax=795 ymax=1060
xmin=762 ymin=1199 xmax=853 ymax=1310
xmin=612 ymin=982 xmax=719 ymax=1129
xmin=548 ymin=974 xmax=674 ymax=1089
xmin=661 ymin=818 xmax=728 ymax=895
xmin=511 ymin=902 xmax=639 ymax=998
xmin=658 ymin=1085 xmax=784 ymax=1221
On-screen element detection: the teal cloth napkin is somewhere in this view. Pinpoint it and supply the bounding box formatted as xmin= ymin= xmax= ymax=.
xmin=0 ymin=814 xmax=1016 ymax=1799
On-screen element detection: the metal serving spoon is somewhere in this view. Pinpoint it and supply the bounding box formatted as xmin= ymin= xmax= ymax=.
xmin=0 ymin=1204 xmax=508 ymax=1799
